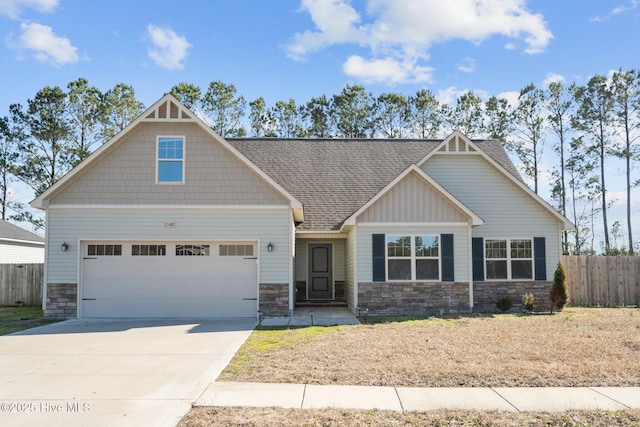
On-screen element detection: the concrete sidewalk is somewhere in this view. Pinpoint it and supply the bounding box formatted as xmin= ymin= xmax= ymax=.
xmin=196 ymin=382 xmax=640 ymax=412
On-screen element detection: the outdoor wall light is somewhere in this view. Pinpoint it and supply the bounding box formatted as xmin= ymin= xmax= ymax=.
xmin=267 ymin=242 xmax=274 ymax=252
xmin=61 ymin=242 xmax=69 ymax=252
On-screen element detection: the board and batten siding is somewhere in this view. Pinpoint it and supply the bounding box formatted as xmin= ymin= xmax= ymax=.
xmin=422 ymin=154 xmax=562 ymax=279
xmin=356 ymin=225 xmax=470 ymax=282
xmin=294 ymin=238 xmax=346 ymax=282
xmin=0 ymin=242 xmax=44 ymax=263
xmin=357 ymin=172 xmax=469 ymax=223
xmin=46 ymin=207 xmax=292 ymax=284
xmin=48 ymin=122 xmax=288 ymax=206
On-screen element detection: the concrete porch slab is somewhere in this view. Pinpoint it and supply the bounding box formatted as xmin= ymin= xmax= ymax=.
xmin=261 ymin=307 xmax=360 ymax=327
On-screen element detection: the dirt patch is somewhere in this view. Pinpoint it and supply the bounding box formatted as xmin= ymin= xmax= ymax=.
xmin=179 ymin=407 xmax=640 ymax=427
xmin=218 ymin=308 xmax=640 ymax=387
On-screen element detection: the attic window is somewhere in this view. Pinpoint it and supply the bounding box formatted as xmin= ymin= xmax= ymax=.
xmin=157 ymin=136 xmax=184 ymax=184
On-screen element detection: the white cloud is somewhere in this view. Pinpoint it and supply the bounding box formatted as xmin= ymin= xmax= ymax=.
xmin=591 ymin=1 xmax=638 ymax=21
xmin=612 ymin=0 xmax=638 ymax=15
xmin=542 ymin=72 xmax=565 ymax=87
xmin=287 ymin=0 xmax=367 ymax=60
xmin=287 ymin=0 xmax=553 ymax=84
xmin=17 ymin=22 xmax=78 ymax=66
xmin=436 ymin=86 xmax=467 ymax=105
xmin=342 ymin=54 xmax=434 ymax=84
xmin=0 ymin=0 xmax=57 ymax=19
xmin=457 ymin=57 xmax=476 ymax=73
xmin=146 ymin=24 xmax=191 ymax=70
xmin=497 ymin=90 xmax=520 ymax=107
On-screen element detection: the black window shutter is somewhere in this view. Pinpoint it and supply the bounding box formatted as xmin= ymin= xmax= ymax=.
xmin=441 ymin=234 xmax=454 ymax=282
xmin=472 ymin=237 xmax=484 ymax=281
xmin=534 ymin=237 xmax=546 ymax=280
xmin=372 ymin=234 xmax=386 ymax=282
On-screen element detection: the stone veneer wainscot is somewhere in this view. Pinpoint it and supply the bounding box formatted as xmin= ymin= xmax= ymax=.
xmin=259 ymin=283 xmax=289 ymax=316
xmin=45 ymin=283 xmax=77 ymax=318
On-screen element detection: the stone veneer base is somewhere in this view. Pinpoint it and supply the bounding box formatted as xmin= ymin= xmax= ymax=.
xmin=259 ymin=283 xmax=290 ymax=316
xmin=45 ymin=283 xmax=77 ymax=319
xmin=358 ymin=281 xmax=553 ymax=315
xmin=358 ymin=282 xmax=471 ymax=316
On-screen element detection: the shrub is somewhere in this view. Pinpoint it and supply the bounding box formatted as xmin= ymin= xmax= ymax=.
xmin=550 ymin=262 xmax=570 ymax=313
xmin=522 ymin=293 xmax=538 ymax=312
xmin=496 ymin=296 xmax=513 ymax=313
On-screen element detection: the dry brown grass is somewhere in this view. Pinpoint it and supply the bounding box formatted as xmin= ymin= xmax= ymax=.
xmin=179 ymin=407 xmax=640 ymax=427
xmin=218 ymin=307 xmax=640 ymax=387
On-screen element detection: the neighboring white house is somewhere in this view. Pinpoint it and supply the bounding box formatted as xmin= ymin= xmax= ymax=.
xmin=0 ymin=220 xmax=44 ymax=264
xmin=32 ymin=94 xmax=573 ymax=319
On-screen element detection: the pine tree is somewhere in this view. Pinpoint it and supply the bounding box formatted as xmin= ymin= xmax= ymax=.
xmin=550 ymin=262 xmax=570 ymax=313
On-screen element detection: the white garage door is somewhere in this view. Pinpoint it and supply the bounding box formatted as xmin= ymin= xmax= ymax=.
xmin=81 ymin=241 xmax=258 ymax=318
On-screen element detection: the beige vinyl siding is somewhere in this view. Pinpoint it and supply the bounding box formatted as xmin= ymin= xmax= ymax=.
xmin=422 ymin=154 xmax=561 ymax=279
xmin=49 ymin=122 xmax=288 ymax=206
xmin=46 ymin=207 xmax=291 ymax=284
xmin=294 ymin=238 xmax=346 ymax=282
xmin=0 ymin=241 xmax=44 ymax=263
xmin=356 ymin=225 xmax=470 ymax=282
xmin=357 ymin=172 xmax=468 ymax=223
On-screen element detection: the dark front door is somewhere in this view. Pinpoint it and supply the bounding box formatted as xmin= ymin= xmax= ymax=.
xmin=308 ymin=244 xmax=333 ymax=300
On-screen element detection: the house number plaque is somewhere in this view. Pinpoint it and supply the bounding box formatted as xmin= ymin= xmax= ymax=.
xmin=163 ymin=221 xmax=177 ymax=229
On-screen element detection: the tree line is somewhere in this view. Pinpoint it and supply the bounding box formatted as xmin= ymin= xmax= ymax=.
xmin=1 ymin=70 xmax=638 ymax=255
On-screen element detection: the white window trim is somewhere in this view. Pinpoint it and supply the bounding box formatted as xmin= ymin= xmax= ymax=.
xmin=485 ymin=238 xmax=534 ymax=281
xmin=156 ymin=135 xmax=185 ymax=185
xmin=386 ymin=235 xmax=441 ymax=282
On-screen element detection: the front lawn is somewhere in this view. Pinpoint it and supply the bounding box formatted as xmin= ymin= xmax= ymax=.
xmin=184 ymin=307 xmax=640 ymax=426
xmin=0 ymin=306 xmax=60 ymax=335
xmin=218 ymin=307 xmax=640 ymax=387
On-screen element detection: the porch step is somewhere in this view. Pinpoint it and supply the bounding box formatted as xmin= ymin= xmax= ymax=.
xmin=296 ymin=301 xmax=348 ymax=308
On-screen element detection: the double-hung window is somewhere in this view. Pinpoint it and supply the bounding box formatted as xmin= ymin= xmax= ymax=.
xmin=157 ymin=136 xmax=184 ymax=183
xmin=485 ymin=239 xmax=533 ymax=280
xmin=387 ymin=235 xmax=439 ymax=281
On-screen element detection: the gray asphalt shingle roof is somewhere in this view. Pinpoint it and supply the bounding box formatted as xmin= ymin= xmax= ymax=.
xmin=0 ymin=220 xmax=44 ymax=243
xmin=228 ymin=138 xmax=521 ymax=231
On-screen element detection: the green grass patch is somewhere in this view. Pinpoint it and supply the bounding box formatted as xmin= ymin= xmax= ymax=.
xmin=0 ymin=306 xmax=60 ymax=335
xmin=245 ymin=325 xmax=344 ymax=352
xmin=220 ymin=325 xmax=344 ymax=377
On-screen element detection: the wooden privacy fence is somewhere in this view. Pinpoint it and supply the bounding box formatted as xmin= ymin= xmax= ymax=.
xmin=562 ymin=255 xmax=640 ymax=307
xmin=0 ymin=263 xmax=43 ymax=306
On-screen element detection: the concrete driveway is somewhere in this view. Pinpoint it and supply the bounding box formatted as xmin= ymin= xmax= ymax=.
xmin=0 ymin=318 xmax=256 ymax=427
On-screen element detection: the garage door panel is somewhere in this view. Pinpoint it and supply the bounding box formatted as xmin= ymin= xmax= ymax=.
xmin=82 ymin=241 xmax=259 ymax=318
xmin=83 ymin=297 xmax=257 ymax=318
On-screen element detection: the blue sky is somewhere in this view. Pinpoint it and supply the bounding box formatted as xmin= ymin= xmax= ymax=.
xmin=1 ymin=0 xmax=639 ymax=249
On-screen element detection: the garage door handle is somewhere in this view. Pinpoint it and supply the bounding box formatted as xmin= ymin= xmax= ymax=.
xmin=244 ymin=257 xmax=258 ymax=260
xmin=82 ymin=298 xmax=97 ymax=301
xmin=243 ymin=298 xmax=257 ymax=301
xmin=83 ymin=257 xmax=97 ymax=260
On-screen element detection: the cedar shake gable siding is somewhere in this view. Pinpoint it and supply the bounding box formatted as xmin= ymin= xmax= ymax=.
xmin=49 ymin=122 xmax=288 ymax=206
